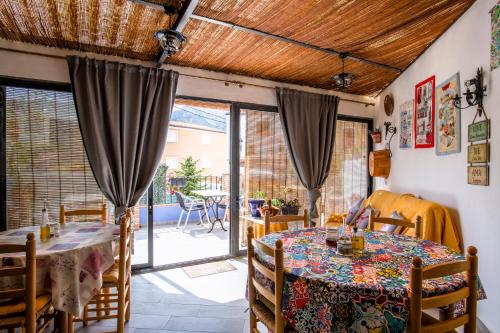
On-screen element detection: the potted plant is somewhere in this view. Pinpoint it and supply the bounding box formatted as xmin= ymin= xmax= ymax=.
xmin=272 ymin=198 xmax=300 ymax=215
xmin=370 ymin=127 xmax=382 ymax=144
xmin=258 ymin=200 xmax=280 ymax=217
xmin=248 ymin=190 xmax=266 ymax=218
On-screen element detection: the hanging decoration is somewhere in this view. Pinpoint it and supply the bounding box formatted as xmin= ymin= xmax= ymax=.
xmin=399 ymin=99 xmax=414 ymax=149
xmin=414 ymin=76 xmax=435 ymax=148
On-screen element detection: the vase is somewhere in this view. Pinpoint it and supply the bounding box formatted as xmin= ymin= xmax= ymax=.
xmin=248 ymin=199 xmax=265 ymax=218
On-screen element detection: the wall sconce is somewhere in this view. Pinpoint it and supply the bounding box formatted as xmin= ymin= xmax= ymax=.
xmin=453 ymin=68 xmax=487 ymax=116
xmin=384 ymin=121 xmax=397 ymax=157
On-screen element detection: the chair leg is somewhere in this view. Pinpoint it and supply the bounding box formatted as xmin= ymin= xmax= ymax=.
xmin=96 ymin=289 xmax=103 ymax=320
xmin=8 ymin=328 xmax=15 ymax=333
xmin=198 ymin=210 xmax=203 ymax=224
xmin=184 ymin=206 xmax=192 ymax=230
xmin=177 ymin=210 xmax=184 ymax=228
xmin=126 ymin=276 xmax=131 ymax=322
xmin=104 ymin=287 xmax=111 ymax=315
xmin=68 ymin=313 xmax=75 ymax=333
xmin=83 ymin=304 xmax=89 ymax=326
xmin=249 ymin=308 xmax=257 ymax=332
xmin=203 ymin=202 xmax=211 ymax=225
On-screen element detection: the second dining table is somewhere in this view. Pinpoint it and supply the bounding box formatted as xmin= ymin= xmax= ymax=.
xmin=0 ymin=222 xmax=120 ymax=323
xmin=256 ymin=227 xmax=486 ymax=333
xmin=192 ymin=189 xmax=229 ymax=233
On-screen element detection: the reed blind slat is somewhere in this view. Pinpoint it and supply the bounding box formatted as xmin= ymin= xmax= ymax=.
xmin=243 ymin=109 xmax=368 ymax=216
xmin=5 ymin=86 xmax=107 ymax=229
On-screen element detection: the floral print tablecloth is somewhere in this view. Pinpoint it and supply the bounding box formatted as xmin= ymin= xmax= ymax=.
xmin=257 ymin=228 xmax=486 ymax=333
xmin=0 ymin=222 xmax=120 ymax=317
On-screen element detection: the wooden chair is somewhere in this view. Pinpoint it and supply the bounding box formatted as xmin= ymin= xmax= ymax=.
xmin=59 ymin=203 xmax=108 ymax=224
xmin=264 ymin=209 xmax=308 ymax=236
xmin=247 ymin=226 xmax=297 ymax=333
xmin=369 ymin=211 xmax=423 ymax=239
xmin=70 ymin=209 xmax=132 ymax=333
xmin=409 ymin=246 xmax=478 ymax=333
xmin=0 ymin=233 xmax=55 ymax=333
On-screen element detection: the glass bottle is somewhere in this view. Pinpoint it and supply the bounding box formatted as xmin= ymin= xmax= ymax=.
xmin=40 ymin=200 xmax=51 ymax=241
xmin=351 ymin=227 xmax=365 ymax=254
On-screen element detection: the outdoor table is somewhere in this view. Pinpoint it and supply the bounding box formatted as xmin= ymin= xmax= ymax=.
xmin=256 ymin=227 xmax=486 ymax=333
xmin=0 ymin=222 xmax=120 ymax=331
xmin=192 ymin=189 xmax=229 ymax=233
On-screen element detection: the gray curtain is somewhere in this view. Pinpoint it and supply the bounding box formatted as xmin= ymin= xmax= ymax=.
xmin=67 ymin=56 xmax=178 ymax=221
xmin=276 ymin=88 xmax=339 ymax=224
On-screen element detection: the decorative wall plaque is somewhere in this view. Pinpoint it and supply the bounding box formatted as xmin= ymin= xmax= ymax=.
xmin=468 ymin=120 xmax=490 ymax=142
xmin=467 ymin=143 xmax=490 ymax=164
xmin=467 ymin=166 xmax=489 ymax=186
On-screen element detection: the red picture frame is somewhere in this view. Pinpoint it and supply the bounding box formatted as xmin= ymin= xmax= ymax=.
xmin=414 ymin=75 xmax=435 ymax=148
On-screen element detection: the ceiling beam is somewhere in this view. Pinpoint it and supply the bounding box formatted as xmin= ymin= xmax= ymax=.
xmin=190 ymin=14 xmax=402 ymax=73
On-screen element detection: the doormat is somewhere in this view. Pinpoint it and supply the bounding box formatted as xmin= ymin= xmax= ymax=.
xmin=182 ymin=261 xmax=237 ymax=278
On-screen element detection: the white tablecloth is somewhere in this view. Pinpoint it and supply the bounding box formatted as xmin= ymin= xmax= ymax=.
xmin=0 ymin=222 xmax=119 ymax=317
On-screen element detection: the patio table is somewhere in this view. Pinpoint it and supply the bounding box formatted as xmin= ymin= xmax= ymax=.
xmin=256 ymin=227 xmax=486 ymax=333
xmin=192 ymin=189 xmax=229 ymax=233
xmin=0 ymin=222 xmax=119 ymax=324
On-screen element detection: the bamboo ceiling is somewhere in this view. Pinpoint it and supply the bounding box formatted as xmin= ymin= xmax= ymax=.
xmin=0 ymin=0 xmax=475 ymax=95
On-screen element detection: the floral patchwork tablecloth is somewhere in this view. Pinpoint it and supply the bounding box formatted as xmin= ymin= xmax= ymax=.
xmin=0 ymin=222 xmax=120 ymax=317
xmin=257 ymin=228 xmax=486 ymax=333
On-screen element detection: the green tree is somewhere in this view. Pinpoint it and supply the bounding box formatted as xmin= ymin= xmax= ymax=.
xmin=175 ymin=157 xmax=204 ymax=196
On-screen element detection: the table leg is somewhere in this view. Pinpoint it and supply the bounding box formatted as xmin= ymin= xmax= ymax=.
xmin=206 ymin=196 xmax=227 ymax=233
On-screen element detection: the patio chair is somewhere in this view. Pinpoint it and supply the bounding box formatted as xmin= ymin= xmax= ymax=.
xmin=174 ymin=191 xmax=210 ymax=230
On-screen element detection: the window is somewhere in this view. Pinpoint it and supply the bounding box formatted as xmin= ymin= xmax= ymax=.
xmin=167 ymin=130 xmax=178 ymax=143
xmin=165 ymin=156 xmax=178 ymax=169
xmin=2 ymin=85 xmax=107 ymax=229
xmin=201 ymin=133 xmax=212 ymax=145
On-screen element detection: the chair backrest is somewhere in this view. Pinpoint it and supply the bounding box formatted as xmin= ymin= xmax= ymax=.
xmin=60 ymin=203 xmax=108 ymax=224
xmin=264 ymin=209 xmax=308 ymax=235
xmin=409 ymin=246 xmax=478 ymax=333
xmin=0 ymin=233 xmax=36 ymax=332
xmin=174 ymin=192 xmax=188 ymax=210
xmin=369 ymin=210 xmax=422 ymax=239
xmin=247 ymin=226 xmax=285 ymax=333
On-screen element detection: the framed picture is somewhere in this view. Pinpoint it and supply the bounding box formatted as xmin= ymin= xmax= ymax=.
xmin=414 ymin=76 xmax=435 ymax=148
xmin=399 ymin=99 xmax=413 ymax=149
xmin=435 ymin=73 xmax=461 ymax=155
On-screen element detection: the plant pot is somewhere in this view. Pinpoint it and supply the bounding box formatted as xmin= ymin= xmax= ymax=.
xmin=281 ymin=205 xmax=299 ymax=215
xmin=248 ymin=199 xmax=266 ymax=218
xmin=370 ymin=132 xmax=382 ymax=144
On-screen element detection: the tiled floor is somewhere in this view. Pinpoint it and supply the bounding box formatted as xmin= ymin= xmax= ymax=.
xmin=74 ymin=257 xmax=266 ymax=333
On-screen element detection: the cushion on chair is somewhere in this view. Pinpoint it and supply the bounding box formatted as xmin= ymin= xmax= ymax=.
xmin=344 ymin=198 xmax=365 ymax=225
xmin=354 ymin=205 xmax=378 ymax=229
xmin=103 ymin=264 xmax=119 ymax=284
xmin=379 ymin=211 xmax=404 ymax=233
xmin=0 ymin=294 xmax=51 ymax=317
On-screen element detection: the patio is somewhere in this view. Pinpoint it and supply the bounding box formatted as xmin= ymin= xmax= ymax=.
xmin=133 ymin=220 xmax=231 ymax=267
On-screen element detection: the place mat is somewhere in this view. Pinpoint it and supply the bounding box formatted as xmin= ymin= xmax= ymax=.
xmin=182 ymin=261 xmax=237 ymax=278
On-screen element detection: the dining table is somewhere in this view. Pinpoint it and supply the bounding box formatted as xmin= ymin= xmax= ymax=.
xmin=256 ymin=227 xmax=486 ymax=333
xmin=0 ymin=222 xmax=120 ymax=331
xmin=192 ymin=189 xmax=229 ymax=233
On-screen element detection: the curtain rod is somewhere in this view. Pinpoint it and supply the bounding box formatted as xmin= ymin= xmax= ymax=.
xmin=0 ymin=47 xmax=375 ymax=107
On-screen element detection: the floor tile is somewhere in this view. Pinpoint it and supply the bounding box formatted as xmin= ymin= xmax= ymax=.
xmin=164 ymin=316 xmax=246 ymax=332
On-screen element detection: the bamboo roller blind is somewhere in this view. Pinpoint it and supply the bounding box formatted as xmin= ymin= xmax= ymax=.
xmin=5 ymin=86 xmax=107 ymax=229
xmin=243 ymin=110 xmax=368 ymax=216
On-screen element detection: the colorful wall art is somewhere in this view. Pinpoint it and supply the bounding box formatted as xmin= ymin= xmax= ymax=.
xmin=414 ymin=76 xmax=435 ymax=148
xmin=399 ymin=99 xmax=413 ymax=149
xmin=436 ymin=73 xmax=461 ymax=155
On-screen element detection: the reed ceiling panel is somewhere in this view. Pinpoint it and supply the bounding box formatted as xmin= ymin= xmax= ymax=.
xmin=169 ymin=19 xmax=398 ymax=95
xmin=194 ymin=0 xmax=474 ymax=69
xmin=0 ymin=0 xmax=178 ymax=60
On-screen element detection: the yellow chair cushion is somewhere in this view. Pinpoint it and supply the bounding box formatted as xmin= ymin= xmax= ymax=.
xmin=0 ymin=294 xmax=51 ymax=317
xmin=103 ymin=264 xmax=119 ymax=284
xmin=364 ymin=190 xmax=462 ymax=252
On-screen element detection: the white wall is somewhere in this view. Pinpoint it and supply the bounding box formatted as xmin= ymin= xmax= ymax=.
xmin=374 ymin=0 xmax=499 ymax=330
xmin=0 ymin=39 xmax=374 ymax=117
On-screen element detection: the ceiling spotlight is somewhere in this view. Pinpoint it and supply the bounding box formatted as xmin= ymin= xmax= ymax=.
xmin=332 ymin=53 xmax=354 ymax=89
xmin=154 ymin=29 xmax=186 ymax=58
